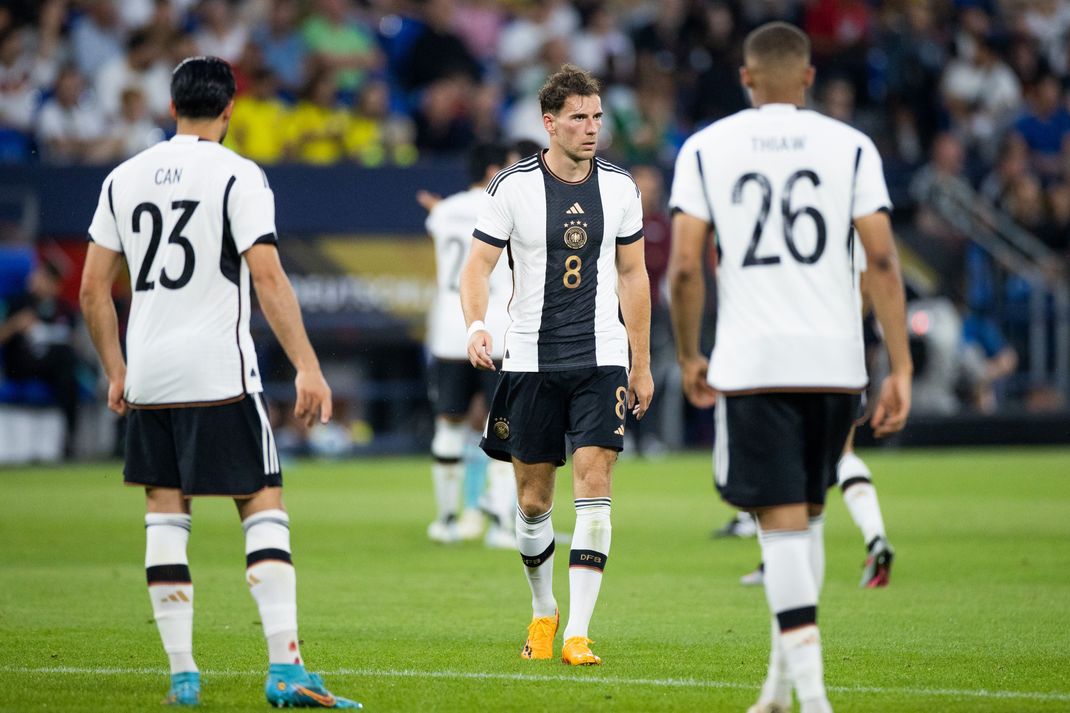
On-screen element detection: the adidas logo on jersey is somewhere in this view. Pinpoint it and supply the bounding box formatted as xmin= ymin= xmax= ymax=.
xmin=565 ymin=202 xmax=584 ymax=214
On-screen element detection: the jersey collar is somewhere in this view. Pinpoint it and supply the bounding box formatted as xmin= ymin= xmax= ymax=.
xmin=757 ymin=103 xmax=802 ymax=112
xmin=170 ymin=134 xmax=218 ymax=143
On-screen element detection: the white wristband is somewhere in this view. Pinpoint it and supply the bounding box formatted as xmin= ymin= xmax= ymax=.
xmin=466 ymin=320 xmax=487 ymax=340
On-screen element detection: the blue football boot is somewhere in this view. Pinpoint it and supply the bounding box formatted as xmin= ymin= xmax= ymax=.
xmin=265 ymin=664 xmax=362 ymax=709
xmin=164 ymin=671 xmax=201 ymax=706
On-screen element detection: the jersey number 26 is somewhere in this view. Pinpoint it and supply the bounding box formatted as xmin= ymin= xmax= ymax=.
xmin=732 ymin=170 xmax=826 ymax=268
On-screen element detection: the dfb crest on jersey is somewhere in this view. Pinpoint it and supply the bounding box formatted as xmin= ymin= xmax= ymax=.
xmin=563 ymin=220 xmax=588 ymax=249
xmin=493 ymin=418 xmax=510 ymax=440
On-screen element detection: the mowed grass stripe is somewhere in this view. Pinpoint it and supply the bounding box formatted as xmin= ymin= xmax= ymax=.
xmin=4 ymin=665 xmax=1069 ymax=702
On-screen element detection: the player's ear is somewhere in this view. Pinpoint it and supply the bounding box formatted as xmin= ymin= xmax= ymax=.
xmin=803 ymin=65 xmax=816 ymax=90
xmin=543 ymin=112 xmax=556 ymax=136
xmin=169 ymin=101 xmax=177 ymax=121
xmin=739 ymin=66 xmax=753 ymax=90
xmin=221 ymin=99 xmax=235 ymax=121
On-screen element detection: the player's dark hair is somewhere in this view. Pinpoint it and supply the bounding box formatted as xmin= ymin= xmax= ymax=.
xmin=468 ymin=142 xmax=509 ymax=184
xmin=743 ymin=22 xmax=810 ymax=65
xmin=171 ymin=56 xmax=235 ymax=119
xmin=538 ymin=64 xmax=600 ymax=115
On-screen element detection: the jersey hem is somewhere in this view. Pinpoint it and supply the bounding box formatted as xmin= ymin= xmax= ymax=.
xmin=125 ymin=392 xmax=254 ymax=409
xmin=504 ymin=361 xmax=629 ymax=373
xmin=714 ymin=385 xmax=867 ymax=396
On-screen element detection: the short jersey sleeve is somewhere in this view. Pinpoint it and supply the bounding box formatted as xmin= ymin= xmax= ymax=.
xmin=228 ymin=161 xmax=278 ymax=253
xmin=87 ymin=172 xmax=122 ymax=253
xmin=472 ymin=185 xmax=512 ymax=248
xmin=669 ymin=137 xmax=713 ymax=224
xmin=852 ymin=136 xmax=892 ymax=219
xmin=617 ymin=177 xmax=644 ymax=244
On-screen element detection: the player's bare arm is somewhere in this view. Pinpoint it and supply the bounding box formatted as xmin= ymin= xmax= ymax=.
xmin=854 ymin=211 xmax=912 ymax=437
xmin=245 ymin=243 xmax=332 ymax=427
xmin=459 ymin=237 xmax=502 ymax=371
xmin=79 ymin=243 xmax=128 ymax=416
xmin=668 ymin=211 xmax=718 ymax=409
xmin=616 ymin=238 xmax=653 ymax=419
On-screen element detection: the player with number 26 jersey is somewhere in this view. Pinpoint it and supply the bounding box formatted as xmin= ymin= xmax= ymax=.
xmin=669 ymin=104 xmax=891 ymax=393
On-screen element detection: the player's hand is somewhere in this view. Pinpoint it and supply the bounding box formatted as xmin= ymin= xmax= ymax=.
xmin=416 ymin=190 xmax=442 ymax=212
xmin=680 ymin=355 xmax=717 ymax=409
xmin=628 ymin=365 xmax=654 ymax=420
xmin=870 ymin=370 xmax=911 ymax=438
xmin=107 ymin=376 xmax=127 ymax=416
xmin=467 ymin=330 xmax=496 ymax=371
xmin=294 ymin=369 xmax=333 ymax=427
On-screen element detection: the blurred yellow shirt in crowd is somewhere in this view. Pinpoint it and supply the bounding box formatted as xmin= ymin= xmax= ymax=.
xmin=286 ymin=102 xmax=348 ymax=164
xmin=224 ymin=96 xmax=289 ymax=164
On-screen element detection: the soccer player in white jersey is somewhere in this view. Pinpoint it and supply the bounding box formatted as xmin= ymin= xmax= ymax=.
xmin=668 ymin=24 xmax=911 ymax=713
xmin=424 ymin=142 xmax=517 ymax=548
xmin=460 ymin=65 xmax=653 ymax=666
xmin=79 ymin=57 xmax=359 ymax=709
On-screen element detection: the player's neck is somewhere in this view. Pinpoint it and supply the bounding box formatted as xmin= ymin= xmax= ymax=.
xmin=174 ymin=119 xmax=225 ymax=143
xmin=751 ymin=90 xmax=806 ymax=109
xmin=543 ymin=146 xmax=592 ymax=182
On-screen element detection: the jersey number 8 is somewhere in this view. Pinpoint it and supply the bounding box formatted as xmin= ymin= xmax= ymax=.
xmin=132 ymin=200 xmax=199 ymax=292
xmin=563 ymin=255 xmax=582 ymax=289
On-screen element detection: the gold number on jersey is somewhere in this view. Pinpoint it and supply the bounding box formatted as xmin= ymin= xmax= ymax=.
xmin=615 ymin=386 xmax=628 ymax=420
xmin=563 ymin=255 xmax=582 ymax=289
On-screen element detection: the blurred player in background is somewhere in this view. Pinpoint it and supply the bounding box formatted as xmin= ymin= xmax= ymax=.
xmin=461 ymin=65 xmax=652 ymax=666
xmin=669 ymin=23 xmax=911 ymax=713
xmin=79 ymin=57 xmax=359 ymax=709
xmin=420 ymin=141 xmax=517 ymax=548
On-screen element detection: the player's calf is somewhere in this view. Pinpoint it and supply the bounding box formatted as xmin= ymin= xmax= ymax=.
xmin=145 ymin=512 xmax=198 ymax=697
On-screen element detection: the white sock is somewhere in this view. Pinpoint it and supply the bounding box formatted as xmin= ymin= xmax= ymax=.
xmin=809 ymin=514 xmax=826 ymax=594
xmin=758 ymin=527 xmax=826 ymax=705
xmin=485 ymin=460 xmax=517 ymax=529
xmin=145 ymin=513 xmax=197 ymax=675
xmin=243 ymin=509 xmax=301 ymax=665
xmin=838 ymin=452 xmax=886 ymax=546
xmin=757 ymin=617 xmax=792 ymax=707
xmin=431 ymin=462 xmax=462 ymax=522
xmin=563 ymin=498 xmax=611 ymax=641
xmin=515 ymin=504 xmax=557 ymax=618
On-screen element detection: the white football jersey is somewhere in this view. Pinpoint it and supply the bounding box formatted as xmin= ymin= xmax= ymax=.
xmin=426 ymin=188 xmax=511 ymax=360
xmin=473 ymin=153 xmax=644 ymax=372
xmin=88 ymin=134 xmax=277 ymax=406
xmin=670 ymin=104 xmax=891 ymax=392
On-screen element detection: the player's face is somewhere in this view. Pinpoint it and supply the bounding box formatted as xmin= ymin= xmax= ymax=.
xmin=547 ymin=94 xmax=602 ymax=162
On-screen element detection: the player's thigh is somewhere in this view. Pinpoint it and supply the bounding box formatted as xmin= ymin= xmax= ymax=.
xmin=124 ymin=407 xmax=182 ymax=491
xmin=804 ymin=393 xmax=860 ymax=504
xmin=482 ymin=371 xmax=568 ymax=467
xmin=171 ymin=395 xmax=282 ymax=498
xmin=567 ymin=366 xmax=628 ymax=454
xmin=428 ymin=358 xmax=479 ymax=417
xmin=715 ymin=393 xmax=808 ymax=510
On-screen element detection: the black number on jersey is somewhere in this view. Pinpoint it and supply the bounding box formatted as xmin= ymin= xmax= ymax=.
xmin=132 ymin=200 xmax=200 ymax=292
xmin=444 ymin=236 xmax=465 ymax=292
xmin=733 ymin=170 xmax=827 ymax=268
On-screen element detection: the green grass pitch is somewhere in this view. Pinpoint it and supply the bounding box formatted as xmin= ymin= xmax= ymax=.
xmin=2 ymin=448 xmax=1069 ymax=712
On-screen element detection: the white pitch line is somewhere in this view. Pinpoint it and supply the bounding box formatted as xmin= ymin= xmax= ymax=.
xmin=2 ymin=666 xmax=1068 ymax=703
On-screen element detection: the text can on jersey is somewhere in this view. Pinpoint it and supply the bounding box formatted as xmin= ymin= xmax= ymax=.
xmin=669 ymin=104 xmax=892 ymax=392
xmin=88 ymin=134 xmax=277 ymax=406
xmin=473 ymin=153 xmax=644 ymax=373
xmin=426 ymin=188 xmax=512 ymax=360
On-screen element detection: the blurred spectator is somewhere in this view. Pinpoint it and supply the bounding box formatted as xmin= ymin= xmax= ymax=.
xmin=961 ymin=307 xmax=1019 ymax=413
xmin=398 ymin=0 xmax=481 ymax=93
xmin=571 ymin=5 xmax=634 ymax=85
xmin=1017 ymin=0 xmax=1070 ymax=76
xmin=194 ymin=0 xmax=250 ymax=64
xmin=0 ymin=260 xmax=82 ymax=457
xmin=36 ymin=65 xmax=110 ymax=164
xmin=95 ymin=29 xmax=171 ymax=122
xmin=452 ymin=0 xmax=506 ymax=64
xmin=980 ymin=134 xmax=1031 ymax=207
xmin=881 ymin=0 xmax=945 ymax=163
xmin=224 ymin=68 xmax=288 ymax=164
xmin=69 ymin=0 xmax=124 ymax=79
xmin=1012 ymin=73 xmax=1070 ymax=182
xmin=0 ymin=25 xmax=60 ymax=133
xmin=942 ymin=35 xmax=1021 ymax=158
xmin=804 ymin=0 xmax=873 ymax=102
xmin=285 ymin=68 xmax=348 ymax=164
xmin=251 ymin=0 xmax=308 ymax=94
xmin=469 ymin=81 xmax=504 ymax=144
xmin=609 ymin=81 xmax=680 ymax=165
xmin=343 ymin=79 xmax=417 ymax=166
xmin=414 ymin=75 xmax=474 ymax=155
xmin=108 ymin=86 xmax=166 ymax=159
xmin=301 ymin=0 xmax=381 ymax=93
xmin=631 ymin=0 xmax=694 ymax=79
xmin=687 ymin=2 xmax=748 ymax=128
xmin=497 ymin=1 xmax=579 ymax=95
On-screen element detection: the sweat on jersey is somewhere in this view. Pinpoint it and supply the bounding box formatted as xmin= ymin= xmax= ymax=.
xmin=426 ymin=187 xmax=511 ymax=360
xmin=472 ymin=152 xmax=644 ymax=373
xmin=669 ymin=104 xmax=892 ymax=393
xmin=87 ymin=134 xmax=276 ymax=406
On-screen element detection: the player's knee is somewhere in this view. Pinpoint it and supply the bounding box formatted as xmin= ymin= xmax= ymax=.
xmin=431 ymin=418 xmax=467 ymax=462
xmin=516 ymin=490 xmax=552 ymax=519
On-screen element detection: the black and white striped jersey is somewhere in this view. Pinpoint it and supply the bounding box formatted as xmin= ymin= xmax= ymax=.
xmin=87 ymin=134 xmax=277 ymax=406
xmin=670 ymin=104 xmax=892 ymax=392
xmin=473 ymin=152 xmax=644 ymax=372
